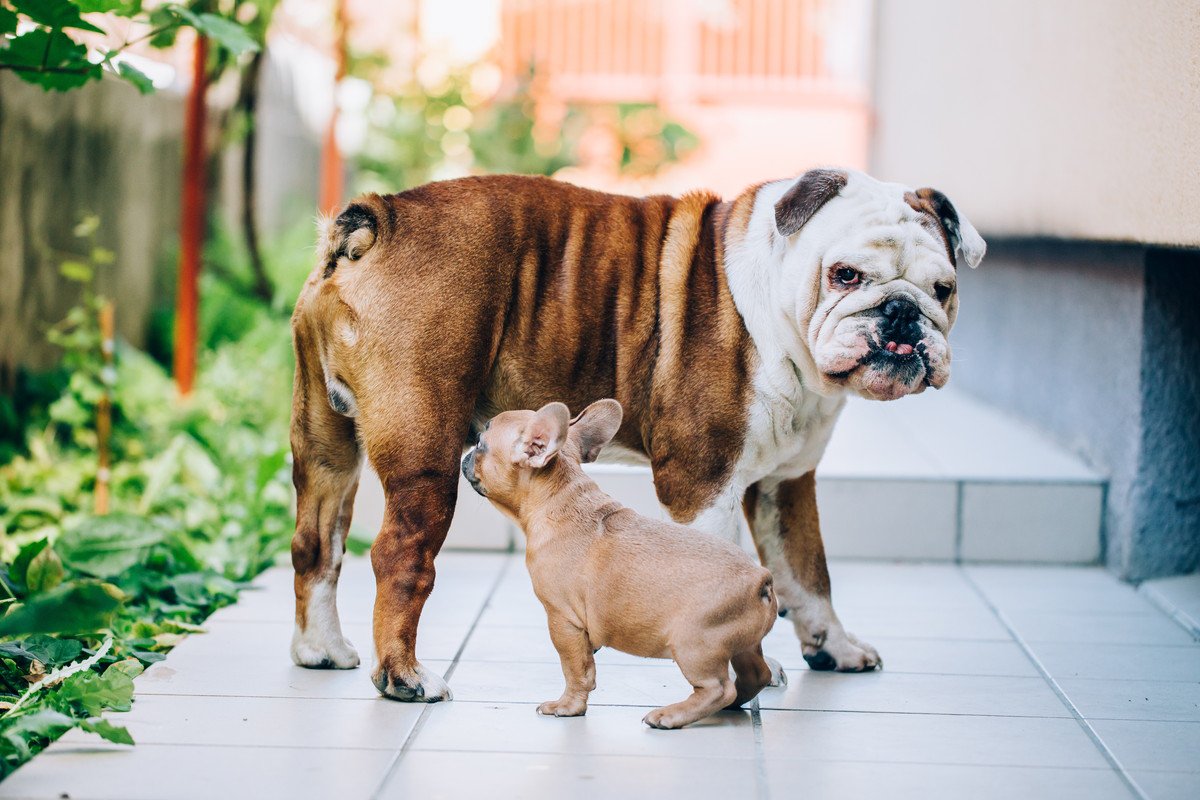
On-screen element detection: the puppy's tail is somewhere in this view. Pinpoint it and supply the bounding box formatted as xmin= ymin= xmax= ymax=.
xmin=760 ymin=573 xmax=778 ymax=617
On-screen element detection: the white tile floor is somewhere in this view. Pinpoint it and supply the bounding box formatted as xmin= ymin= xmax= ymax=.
xmin=4 ymin=554 xmax=1198 ymax=800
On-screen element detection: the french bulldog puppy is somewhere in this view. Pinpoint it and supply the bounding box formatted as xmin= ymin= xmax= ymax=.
xmin=461 ymin=398 xmax=784 ymax=729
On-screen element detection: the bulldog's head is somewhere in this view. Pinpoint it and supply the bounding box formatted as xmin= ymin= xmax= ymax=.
xmin=759 ymin=169 xmax=986 ymax=401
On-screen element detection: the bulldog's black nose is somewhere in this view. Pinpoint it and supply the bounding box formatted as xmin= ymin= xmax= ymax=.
xmin=881 ymin=297 xmax=922 ymax=347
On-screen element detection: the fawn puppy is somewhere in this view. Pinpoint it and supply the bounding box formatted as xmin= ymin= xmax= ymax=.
xmin=461 ymin=399 xmax=784 ymax=729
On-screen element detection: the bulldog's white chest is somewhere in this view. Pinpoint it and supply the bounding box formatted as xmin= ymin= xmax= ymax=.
xmin=735 ymin=361 xmax=847 ymax=487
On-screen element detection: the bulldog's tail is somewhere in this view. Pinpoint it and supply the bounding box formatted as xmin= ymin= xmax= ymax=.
xmin=316 ymin=195 xmax=385 ymax=280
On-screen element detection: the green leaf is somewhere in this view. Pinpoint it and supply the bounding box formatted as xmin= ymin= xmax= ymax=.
xmin=10 ymin=0 xmax=104 ymax=32
xmin=56 ymin=513 xmax=166 ymax=578
xmin=74 ymin=0 xmax=131 ymax=13
xmin=78 ymin=717 xmax=134 ymax=745
xmin=113 ymin=59 xmax=154 ymax=94
xmin=9 ymin=539 xmax=50 ymax=591
xmin=1 ymin=709 xmax=75 ymax=758
xmin=57 ymin=662 xmax=134 ymax=715
xmin=0 ymin=580 xmax=123 ymax=636
xmin=0 ymin=634 xmax=84 ymax=667
xmin=25 ymin=546 xmax=64 ymax=593
xmin=58 ymin=260 xmax=93 ymax=282
xmin=0 ymin=5 xmax=18 ymax=35
xmin=195 ymin=13 xmax=259 ymax=57
xmin=0 ymin=28 xmax=101 ymax=91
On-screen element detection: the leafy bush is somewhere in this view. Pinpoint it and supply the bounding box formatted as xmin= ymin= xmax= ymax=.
xmin=0 ymin=219 xmax=295 ymax=778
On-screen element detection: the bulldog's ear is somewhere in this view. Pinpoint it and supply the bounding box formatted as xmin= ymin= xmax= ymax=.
xmin=915 ymin=188 xmax=987 ymax=269
xmin=514 ymin=402 xmax=570 ymax=468
xmin=569 ymin=399 xmax=623 ymax=464
xmin=774 ymin=168 xmax=848 ymax=237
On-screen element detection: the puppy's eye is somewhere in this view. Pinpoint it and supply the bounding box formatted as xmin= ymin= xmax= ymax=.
xmin=934 ymin=282 xmax=955 ymax=303
xmin=833 ymin=266 xmax=861 ymax=287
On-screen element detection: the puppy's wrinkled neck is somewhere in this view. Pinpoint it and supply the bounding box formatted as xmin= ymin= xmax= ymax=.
xmin=516 ymin=457 xmax=620 ymax=540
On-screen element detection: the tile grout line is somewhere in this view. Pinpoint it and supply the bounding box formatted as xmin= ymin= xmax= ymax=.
xmin=750 ymin=697 xmax=770 ymax=800
xmin=953 ymin=480 xmax=965 ymax=563
xmin=1138 ymin=582 xmax=1200 ymax=642
xmin=369 ymin=555 xmax=514 ymax=800
xmin=961 ymin=567 xmax=1151 ymax=800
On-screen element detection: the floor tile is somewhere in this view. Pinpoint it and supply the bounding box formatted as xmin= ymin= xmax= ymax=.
xmin=773 ymin=599 xmax=1011 ymax=642
xmin=968 ymin=565 xmax=1159 ymax=614
xmin=766 ymin=633 xmax=1038 ymax=677
xmin=0 ymin=743 xmax=396 ymax=800
xmin=758 ymin=709 xmax=1111 ymax=768
xmin=1031 ymin=641 xmax=1200 ymax=682
xmin=1128 ymin=771 xmax=1200 ymax=800
xmin=56 ymin=694 xmax=423 ymax=751
xmin=764 ymin=761 xmax=1134 ymax=800
xmin=410 ymin=701 xmax=757 ymax=759
xmin=1141 ymin=572 xmax=1200 ymax=636
xmin=1057 ymin=678 xmax=1200 ymax=722
xmin=446 ymin=660 xmax=693 ymax=707
xmin=1088 ymin=719 xmax=1200 ymax=772
xmin=757 ymin=670 xmax=1070 ymax=717
xmin=960 ymin=483 xmax=1102 ymax=563
xmin=378 ymin=750 xmax=760 ymax=800
xmin=1000 ymin=610 xmax=1196 ymax=646
xmin=818 ymin=478 xmax=958 ymax=560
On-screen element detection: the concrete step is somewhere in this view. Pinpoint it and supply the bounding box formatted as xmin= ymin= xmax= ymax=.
xmin=352 ymin=390 xmax=1105 ymax=564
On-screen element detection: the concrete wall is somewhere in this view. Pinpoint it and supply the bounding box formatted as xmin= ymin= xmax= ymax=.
xmin=0 ymin=73 xmax=184 ymax=375
xmin=869 ymin=0 xmax=1200 ymax=247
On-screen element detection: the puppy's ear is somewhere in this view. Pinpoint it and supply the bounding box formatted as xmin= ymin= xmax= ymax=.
xmin=569 ymin=399 xmax=623 ymax=463
xmin=914 ymin=188 xmax=987 ymax=269
xmin=515 ymin=402 xmax=570 ymax=469
xmin=774 ymin=168 xmax=848 ymax=237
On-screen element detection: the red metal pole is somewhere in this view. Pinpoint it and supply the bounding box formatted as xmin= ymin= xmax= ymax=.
xmin=174 ymin=34 xmax=209 ymax=396
xmin=319 ymin=0 xmax=347 ymax=216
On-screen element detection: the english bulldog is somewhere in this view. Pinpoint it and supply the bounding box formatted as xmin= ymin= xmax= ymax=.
xmin=288 ymin=168 xmax=985 ymax=701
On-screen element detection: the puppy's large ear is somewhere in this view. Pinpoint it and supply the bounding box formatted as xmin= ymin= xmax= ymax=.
xmin=569 ymin=399 xmax=623 ymax=464
xmin=514 ymin=402 xmax=570 ymax=469
xmin=774 ymin=168 xmax=848 ymax=237
xmin=914 ymin=188 xmax=987 ymax=269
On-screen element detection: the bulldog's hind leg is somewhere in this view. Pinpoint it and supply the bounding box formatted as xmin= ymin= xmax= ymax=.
xmin=358 ymin=399 xmax=474 ymax=703
xmin=745 ymin=473 xmax=881 ymax=672
xmin=289 ymin=342 xmax=363 ymax=669
xmin=728 ymin=644 xmax=780 ymax=708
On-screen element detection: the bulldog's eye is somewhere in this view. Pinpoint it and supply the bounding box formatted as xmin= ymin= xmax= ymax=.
xmin=833 ymin=266 xmax=861 ymax=287
xmin=934 ymin=282 xmax=955 ymax=303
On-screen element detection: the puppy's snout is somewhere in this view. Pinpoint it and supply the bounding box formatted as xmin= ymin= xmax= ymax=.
xmin=461 ymin=448 xmax=485 ymax=496
xmin=880 ymin=297 xmax=922 ymax=349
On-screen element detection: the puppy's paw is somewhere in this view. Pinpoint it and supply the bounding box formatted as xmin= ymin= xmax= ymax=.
xmin=290 ymin=628 xmax=360 ymax=669
xmin=765 ymin=656 xmax=787 ymax=687
xmin=802 ymin=629 xmax=882 ymax=673
xmin=371 ymin=662 xmax=452 ymax=702
xmin=642 ymin=707 xmax=685 ymax=730
xmin=536 ymin=698 xmax=587 ymax=718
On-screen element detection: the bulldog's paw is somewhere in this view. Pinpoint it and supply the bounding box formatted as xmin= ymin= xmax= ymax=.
xmin=290 ymin=628 xmax=360 ymax=669
xmin=371 ymin=662 xmax=452 ymax=702
xmin=802 ymin=629 xmax=882 ymax=673
xmin=536 ymin=697 xmax=587 ymax=718
xmin=765 ymin=656 xmax=788 ymax=687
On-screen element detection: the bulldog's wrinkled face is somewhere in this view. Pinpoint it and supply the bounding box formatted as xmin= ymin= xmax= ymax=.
xmin=771 ymin=169 xmax=986 ymax=401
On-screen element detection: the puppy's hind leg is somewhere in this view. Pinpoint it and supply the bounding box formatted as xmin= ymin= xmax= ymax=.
xmin=728 ymin=645 xmax=780 ymax=708
xmin=643 ymin=651 xmax=737 ymax=730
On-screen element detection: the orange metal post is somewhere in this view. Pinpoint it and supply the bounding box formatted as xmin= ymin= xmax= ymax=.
xmin=319 ymin=0 xmax=348 ymax=216
xmin=174 ymin=35 xmax=209 ymax=396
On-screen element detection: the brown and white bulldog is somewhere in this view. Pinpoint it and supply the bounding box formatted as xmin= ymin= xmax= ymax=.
xmin=288 ymin=169 xmax=985 ymax=701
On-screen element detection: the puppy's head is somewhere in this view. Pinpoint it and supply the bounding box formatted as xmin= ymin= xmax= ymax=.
xmin=461 ymin=399 xmax=624 ymax=514
xmin=766 ymin=169 xmax=986 ymax=401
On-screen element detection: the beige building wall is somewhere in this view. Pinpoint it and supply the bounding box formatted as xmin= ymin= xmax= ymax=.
xmin=869 ymin=0 xmax=1200 ymax=246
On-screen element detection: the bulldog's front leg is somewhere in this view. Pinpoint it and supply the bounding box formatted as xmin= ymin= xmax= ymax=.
xmin=537 ymin=617 xmax=596 ymax=717
xmin=745 ymin=472 xmax=881 ymax=672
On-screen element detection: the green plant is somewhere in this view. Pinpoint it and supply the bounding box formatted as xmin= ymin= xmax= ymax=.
xmin=0 ymin=217 xmax=296 ymax=778
xmin=0 ymin=0 xmax=259 ymax=93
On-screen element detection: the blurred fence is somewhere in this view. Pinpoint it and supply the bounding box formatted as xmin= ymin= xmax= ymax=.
xmin=499 ymin=0 xmax=866 ymax=104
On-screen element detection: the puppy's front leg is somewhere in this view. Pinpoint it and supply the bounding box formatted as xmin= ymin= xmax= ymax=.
xmin=537 ymin=616 xmax=596 ymax=718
